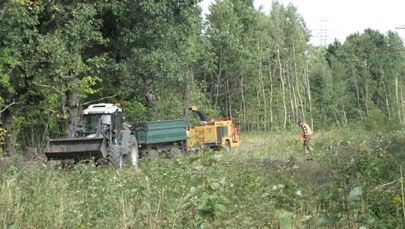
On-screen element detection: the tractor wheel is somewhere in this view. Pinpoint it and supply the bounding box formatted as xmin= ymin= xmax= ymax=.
xmin=127 ymin=136 xmax=139 ymax=167
xmin=148 ymin=149 xmax=158 ymax=160
xmin=223 ymin=140 xmax=231 ymax=152
xmin=107 ymin=145 xmax=123 ymax=168
xmin=168 ymin=146 xmax=183 ymax=159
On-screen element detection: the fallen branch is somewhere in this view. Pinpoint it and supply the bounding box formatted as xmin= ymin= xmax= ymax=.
xmin=0 ymin=102 xmax=18 ymax=114
xmin=82 ymin=93 xmax=119 ymax=106
xmin=32 ymin=82 xmax=64 ymax=95
xmin=374 ymin=179 xmax=403 ymax=190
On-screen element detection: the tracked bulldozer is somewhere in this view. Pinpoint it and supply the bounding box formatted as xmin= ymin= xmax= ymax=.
xmin=44 ymin=103 xmax=138 ymax=167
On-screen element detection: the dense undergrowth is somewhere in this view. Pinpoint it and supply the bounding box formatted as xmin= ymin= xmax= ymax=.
xmin=1 ymin=127 xmax=405 ymax=228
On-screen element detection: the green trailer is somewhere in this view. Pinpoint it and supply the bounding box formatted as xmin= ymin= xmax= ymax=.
xmin=132 ymin=119 xmax=187 ymax=158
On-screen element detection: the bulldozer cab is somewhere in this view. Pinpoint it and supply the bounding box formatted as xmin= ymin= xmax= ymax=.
xmin=45 ymin=103 xmax=124 ymax=161
xmin=83 ymin=113 xmax=122 ymax=132
xmin=82 ymin=112 xmax=123 ymax=140
xmin=81 ymin=103 xmax=123 ymax=136
xmin=83 ymin=114 xmax=105 ymax=134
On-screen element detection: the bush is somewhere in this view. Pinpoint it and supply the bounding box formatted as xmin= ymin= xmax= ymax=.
xmin=315 ymin=129 xmax=405 ymax=228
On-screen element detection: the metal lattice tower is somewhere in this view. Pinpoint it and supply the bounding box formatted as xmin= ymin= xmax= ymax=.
xmin=395 ymin=24 xmax=405 ymax=29
xmin=311 ymin=18 xmax=329 ymax=46
xmin=395 ymin=24 xmax=405 ymax=44
xmin=318 ymin=18 xmax=328 ymax=46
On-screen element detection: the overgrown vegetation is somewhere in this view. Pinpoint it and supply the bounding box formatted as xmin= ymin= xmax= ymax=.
xmin=1 ymin=0 xmax=405 ymax=154
xmin=1 ymin=1 xmax=404 ymax=227
xmin=1 ymin=128 xmax=404 ymax=228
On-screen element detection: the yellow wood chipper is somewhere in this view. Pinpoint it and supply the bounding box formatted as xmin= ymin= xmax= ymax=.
xmin=186 ymin=106 xmax=240 ymax=151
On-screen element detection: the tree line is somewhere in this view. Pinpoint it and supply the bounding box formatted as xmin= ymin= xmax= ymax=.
xmin=1 ymin=0 xmax=404 ymax=154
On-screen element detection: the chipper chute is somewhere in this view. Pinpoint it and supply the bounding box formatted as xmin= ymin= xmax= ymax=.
xmin=44 ymin=137 xmax=107 ymax=161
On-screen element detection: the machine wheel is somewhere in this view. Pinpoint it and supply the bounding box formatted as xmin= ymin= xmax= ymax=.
xmin=107 ymin=145 xmax=123 ymax=168
xmin=223 ymin=140 xmax=231 ymax=152
xmin=148 ymin=149 xmax=158 ymax=160
xmin=127 ymin=136 xmax=139 ymax=167
xmin=168 ymin=146 xmax=183 ymax=159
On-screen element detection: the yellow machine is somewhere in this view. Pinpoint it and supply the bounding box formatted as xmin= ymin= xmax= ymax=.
xmin=186 ymin=106 xmax=240 ymax=151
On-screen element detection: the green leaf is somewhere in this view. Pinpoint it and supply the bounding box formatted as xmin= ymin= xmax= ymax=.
xmin=275 ymin=210 xmax=296 ymax=229
xmin=357 ymin=217 xmax=375 ymax=226
xmin=347 ymin=186 xmax=362 ymax=202
xmin=210 ymin=182 xmax=220 ymax=190
xmin=318 ymin=214 xmax=340 ymax=225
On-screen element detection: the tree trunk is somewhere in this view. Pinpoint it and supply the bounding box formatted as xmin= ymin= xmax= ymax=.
xmin=352 ymin=67 xmax=362 ymax=114
xmin=67 ymin=77 xmax=80 ymax=124
xmin=287 ymin=67 xmax=295 ymax=123
xmin=277 ymin=48 xmax=287 ymax=129
xmin=144 ymin=78 xmax=156 ymax=118
xmin=268 ymin=59 xmax=273 ymax=129
xmin=255 ymin=83 xmax=261 ymax=131
xmin=240 ymin=74 xmax=246 ymax=130
xmin=215 ymin=55 xmax=222 ymax=108
xmin=382 ymin=78 xmax=391 ymax=119
xmin=291 ymin=43 xmax=299 ymax=121
xmin=183 ymin=66 xmax=194 ymax=117
xmin=395 ymin=77 xmax=401 ymax=122
xmin=401 ymin=84 xmax=405 ymax=124
xmin=226 ymin=76 xmax=232 ymax=117
xmin=297 ymin=49 xmax=306 ymax=120
xmin=1 ymin=109 xmax=15 ymax=156
xmin=258 ymin=50 xmax=267 ymax=131
xmin=304 ymin=64 xmax=313 ymax=129
xmin=364 ymin=82 xmax=369 ymax=115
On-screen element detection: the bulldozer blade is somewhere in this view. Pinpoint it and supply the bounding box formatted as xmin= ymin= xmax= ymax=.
xmin=44 ymin=137 xmax=107 ymax=161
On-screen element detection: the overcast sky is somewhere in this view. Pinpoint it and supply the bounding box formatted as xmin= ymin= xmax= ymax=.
xmin=200 ymin=0 xmax=405 ymax=46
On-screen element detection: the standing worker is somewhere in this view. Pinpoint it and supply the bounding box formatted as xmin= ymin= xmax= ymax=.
xmin=298 ymin=120 xmax=313 ymax=152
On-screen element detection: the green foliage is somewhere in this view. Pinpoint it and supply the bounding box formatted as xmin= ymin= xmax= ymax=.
xmin=325 ymin=29 xmax=405 ymax=126
xmin=179 ymin=150 xmax=229 ymax=227
xmin=1 ymin=0 xmax=405 ymax=157
xmin=1 ymin=0 xmax=405 ymax=226
xmin=120 ymin=100 xmax=147 ymax=122
xmin=78 ymin=76 xmax=103 ymax=99
xmin=1 ymin=129 xmax=405 ymax=228
xmin=314 ymin=129 xmax=405 ymax=228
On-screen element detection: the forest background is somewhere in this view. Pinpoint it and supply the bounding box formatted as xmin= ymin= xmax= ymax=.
xmin=1 ymin=1 xmax=405 ymax=228
xmin=1 ymin=0 xmax=405 ymax=154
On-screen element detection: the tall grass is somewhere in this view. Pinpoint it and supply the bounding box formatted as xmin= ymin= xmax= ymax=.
xmin=0 ymin=127 xmax=404 ymax=228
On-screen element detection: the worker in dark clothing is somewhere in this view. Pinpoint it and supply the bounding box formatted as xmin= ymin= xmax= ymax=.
xmin=298 ymin=120 xmax=313 ymax=152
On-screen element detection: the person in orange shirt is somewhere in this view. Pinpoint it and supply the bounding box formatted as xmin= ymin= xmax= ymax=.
xmin=298 ymin=120 xmax=313 ymax=151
